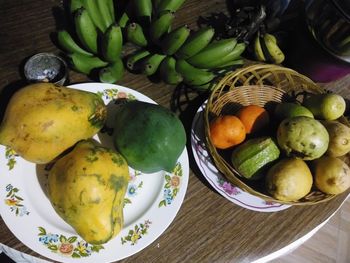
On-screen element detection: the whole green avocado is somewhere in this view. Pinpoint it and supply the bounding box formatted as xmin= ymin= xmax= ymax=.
xmin=113 ymin=101 xmax=186 ymax=173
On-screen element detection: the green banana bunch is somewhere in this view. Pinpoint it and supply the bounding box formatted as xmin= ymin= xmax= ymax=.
xmin=159 ymin=56 xmax=183 ymax=84
xmin=156 ymin=0 xmax=186 ymax=15
xmin=161 ymin=25 xmax=190 ymax=55
xmin=131 ymin=0 xmax=152 ymax=24
xmin=186 ymin=38 xmax=238 ymax=68
xmin=99 ymin=58 xmax=125 ymax=83
xmin=118 ymin=12 xmax=130 ymax=28
xmin=149 ymin=10 xmax=175 ymax=43
xmin=175 ymin=27 xmax=215 ymax=59
xmin=74 ymin=7 xmax=98 ymax=54
xmin=101 ymin=24 xmax=123 ymax=62
xmin=83 ymin=0 xmax=106 ymax=32
xmin=97 ymin=0 xmax=114 ymax=29
xmin=57 ymin=30 xmax=92 ymax=56
xmin=69 ymin=53 xmax=108 ymax=74
xmin=253 ymin=33 xmax=285 ymax=64
xmin=126 ymin=49 xmax=151 ymax=71
xmin=139 ymin=53 xmax=166 ymax=76
xmin=175 ymin=59 xmax=215 ymax=86
xmin=126 ymin=22 xmax=148 ymax=47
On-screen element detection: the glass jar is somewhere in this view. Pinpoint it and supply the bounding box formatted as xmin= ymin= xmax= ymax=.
xmin=305 ymin=0 xmax=350 ymax=63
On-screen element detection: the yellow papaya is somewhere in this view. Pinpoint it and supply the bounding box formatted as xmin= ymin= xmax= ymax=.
xmin=0 ymin=83 xmax=106 ymax=164
xmin=48 ymin=139 xmax=129 ymax=245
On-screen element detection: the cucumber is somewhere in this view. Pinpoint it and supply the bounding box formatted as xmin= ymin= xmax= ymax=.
xmin=231 ymin=137 xmax=280 ymax=180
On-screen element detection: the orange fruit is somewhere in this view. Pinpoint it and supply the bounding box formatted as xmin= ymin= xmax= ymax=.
xmin=209 ymin=115 xmax=246 ymax=149
xmin=236 ymin=105 xmax=270 ymax=134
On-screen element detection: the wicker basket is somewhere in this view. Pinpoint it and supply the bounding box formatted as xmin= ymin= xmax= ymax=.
xmin=204 ymin=64 xmax=340 ymax=205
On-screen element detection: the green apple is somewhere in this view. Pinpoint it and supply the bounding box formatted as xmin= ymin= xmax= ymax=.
xmin=274 ymin=102 xmax=314 ymax=121
xmin=303 ymin=93 xmax=346 ymax=120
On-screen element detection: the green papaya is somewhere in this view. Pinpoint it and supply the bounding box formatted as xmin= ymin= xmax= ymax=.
xmin=48 ymin=140 xmax=129 ymax=245
xmin=113 ymin=101 xmax=186 ymax=173
xmin=0 ymin=83 xmax=106 ymax=164
xmin=231 ymin=137 xmax=280 ymax=180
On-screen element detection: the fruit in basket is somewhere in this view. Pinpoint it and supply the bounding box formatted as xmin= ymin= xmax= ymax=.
xmin=47 ymin=140 xmax=129 ymax=245
xmin=303 ymin=93 xmax=346 ymax=120
xmin=231 ymin=137 xmax=280 ymax=180
xmin=0 ymin=83 xmax=106 ymax=164
xmin=113 ymin=101 xmax=186 ymax=173
xmin=321 ymin=120 xmax=350 ymax=157
xmin=236 ymin=105 xmax=270 ymax=134
xmin=274 ymin=102 xmax=314 ymax=121
xmin=209 ymin=115 xmax=246 ymax=149
xmin=312 ymin=156 xmax=350 ymax=195
xmin=266 ymin=157 xmax=313 ymax=201
xmin=277 ymin=116 xmax=329 ymax=160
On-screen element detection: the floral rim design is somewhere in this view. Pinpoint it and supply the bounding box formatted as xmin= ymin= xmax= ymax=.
xmin=159 ymin=163 xmax=182 ymax=207
xmin=217 ymin=178 xmax=241 ymax=196
xmin=5 ymin=146 xmax=18 ymax=170
xmin=124 ymin=170 xmax=143 ymax=206
xmin=38 ymin=227 xmax=104 ymax=258
xmin=121 ymin=220 xmax=152 ymax=246
xmin=4 ymin=184 xmax=29 ymax=216
xmin=97 ymin=88 xmax=137 ymax=101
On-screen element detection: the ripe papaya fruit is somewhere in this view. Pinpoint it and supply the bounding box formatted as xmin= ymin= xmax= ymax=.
xmin=113 ymin=101 xmax=186 ymax=173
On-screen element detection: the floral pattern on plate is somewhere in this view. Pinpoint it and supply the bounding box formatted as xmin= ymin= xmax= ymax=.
xmin=5 ymin=147 xmax=18 ymax=170
xmin=4 ymin=184 xmax=29 ymax=216
xmin=159 ymin=162 xmax=182 ymax=207
xmin=38 ymin=227 xmax=104 ymax=258
xmin=124 ymin=170 xmax=143 ymax=206
xmin=121 ymin=220 xmax=152 ymax=246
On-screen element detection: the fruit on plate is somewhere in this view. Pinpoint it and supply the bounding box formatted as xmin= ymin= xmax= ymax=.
xmin=236 ymin=105 xmax=269 ymax=134
xmin=231 ymin=137 xmax=280 ymax=180
xmin=274 ymin=102 xmax=314 ymax=121
xmin=266 ymin=157 xmax=313 ymax=201
xmin=321 ymin=120 xmax=350 ymax=157
xmin=303 ymin=93 xmax=346 ymax=120
xmin=277 ymin=116 xmax=329 ymax=160
xmin=209 ymin=115 xmax=246 ymax=149
xmin=48 ymin=140 xmax=129 ymax=245
xmin=113 ymin=101 xmax=186 ymax=173
xmin=0 ymin=83 xmax=106 ymax=164
xmin=312 ymin=156 xmax=350 ymax=195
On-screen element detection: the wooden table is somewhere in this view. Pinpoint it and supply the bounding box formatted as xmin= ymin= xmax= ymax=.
xmin=0 ymin=0 xmax=349 ymax=262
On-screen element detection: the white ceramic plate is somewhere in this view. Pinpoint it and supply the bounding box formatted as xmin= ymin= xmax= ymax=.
xmin=191 ymin=101 xmax=290 ymax=212
xmin=0 ymin=83 xmax=189 ymax=263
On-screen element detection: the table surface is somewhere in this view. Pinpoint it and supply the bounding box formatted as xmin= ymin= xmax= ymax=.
xmin=0 ymin=1 xmax=349 ymax=263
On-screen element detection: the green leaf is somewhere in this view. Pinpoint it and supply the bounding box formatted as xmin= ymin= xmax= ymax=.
xmin=48 ymin=245 xmax=58 ymax=251
xmin=158 ymin=200 xmax=166 ymax=207
xmin=91 ymin=245 xmax=104 ymax=252
xmin=165 ymin=183 xmax=171 ymax=188
xmin=13 ymin=188 xmax=19 ymax=192
xmin=38 ymin=227 xmax=46 ymax=235
xmin=173 ymin=188 xmax=179 ymax=197
xmin=6 ymin=190 xmax=13 ymax=197
xmin=14 ymin=195 xmax=23 ymax=201
xmin=165 ymin=174 xmax=171 ymax=181
xmin=72 ymin=252 xmax=81 ymax=258
xmin=80 ymin=252 xmax=89 ymax=257
xmin=59 ymin=235 xmax=67 ymax=243
xmin=68 ymin=236 xmax=78 ymax=243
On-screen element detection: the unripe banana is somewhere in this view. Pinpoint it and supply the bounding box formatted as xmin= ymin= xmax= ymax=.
xmin=118 ymin=12 xmax=130 ymax=28
xmin=156 ymin=0 xmax=186 ymax=14
xmin=175 ymin=59 xmax=215 ymax=86
xmin=131 ymin=0 xmax=152 ymax=25
xmin=126 ymin=22 xmax=148 ymax=47
xmin=139 ymin=53 xmax=166 ymax=76
xmin=107 ymin=0 xmax=115 ymax=21
xmin=126 ymin=49 xmax=151 ymax=71
xmin=57 ymin=30 xmax=93 ymax=56
xmin=161 ymin=25 xmax=190 ymax=55
xmin=215 ymin=58 xmax=244 ymax=69
xmin=74 ymin=7 xmax=98 ymax=54
xmin=97 ymin=0 xmax=114 ymax=29
xmin=159 ymin=56 xmax=183 ymax=85
xmin=83 ymin=0 xmax=106 ymax=32
xmin=101 ymin=24 xmax=123 ymax=62
xmin=186 ymin=38 xmax=238 ymax=68
xmin=70 ymin=0 xmax=83 ymax=14
xmin=204 ymin=42 xmax=246 ymax=69
xmin=149 ymin=10 xmax=175 ymax=43
xmin=99 ymin=58 xmax=125 ymax=83
xmin=263 ymin=33 xmax=285 ymax=64
xmin=175 ymin=27 xmax=215 ymax=59
xmin=69 ymin=53 xmax=108 ymax=74
xmin=254 ymin=34 xmax=265 ymax=61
